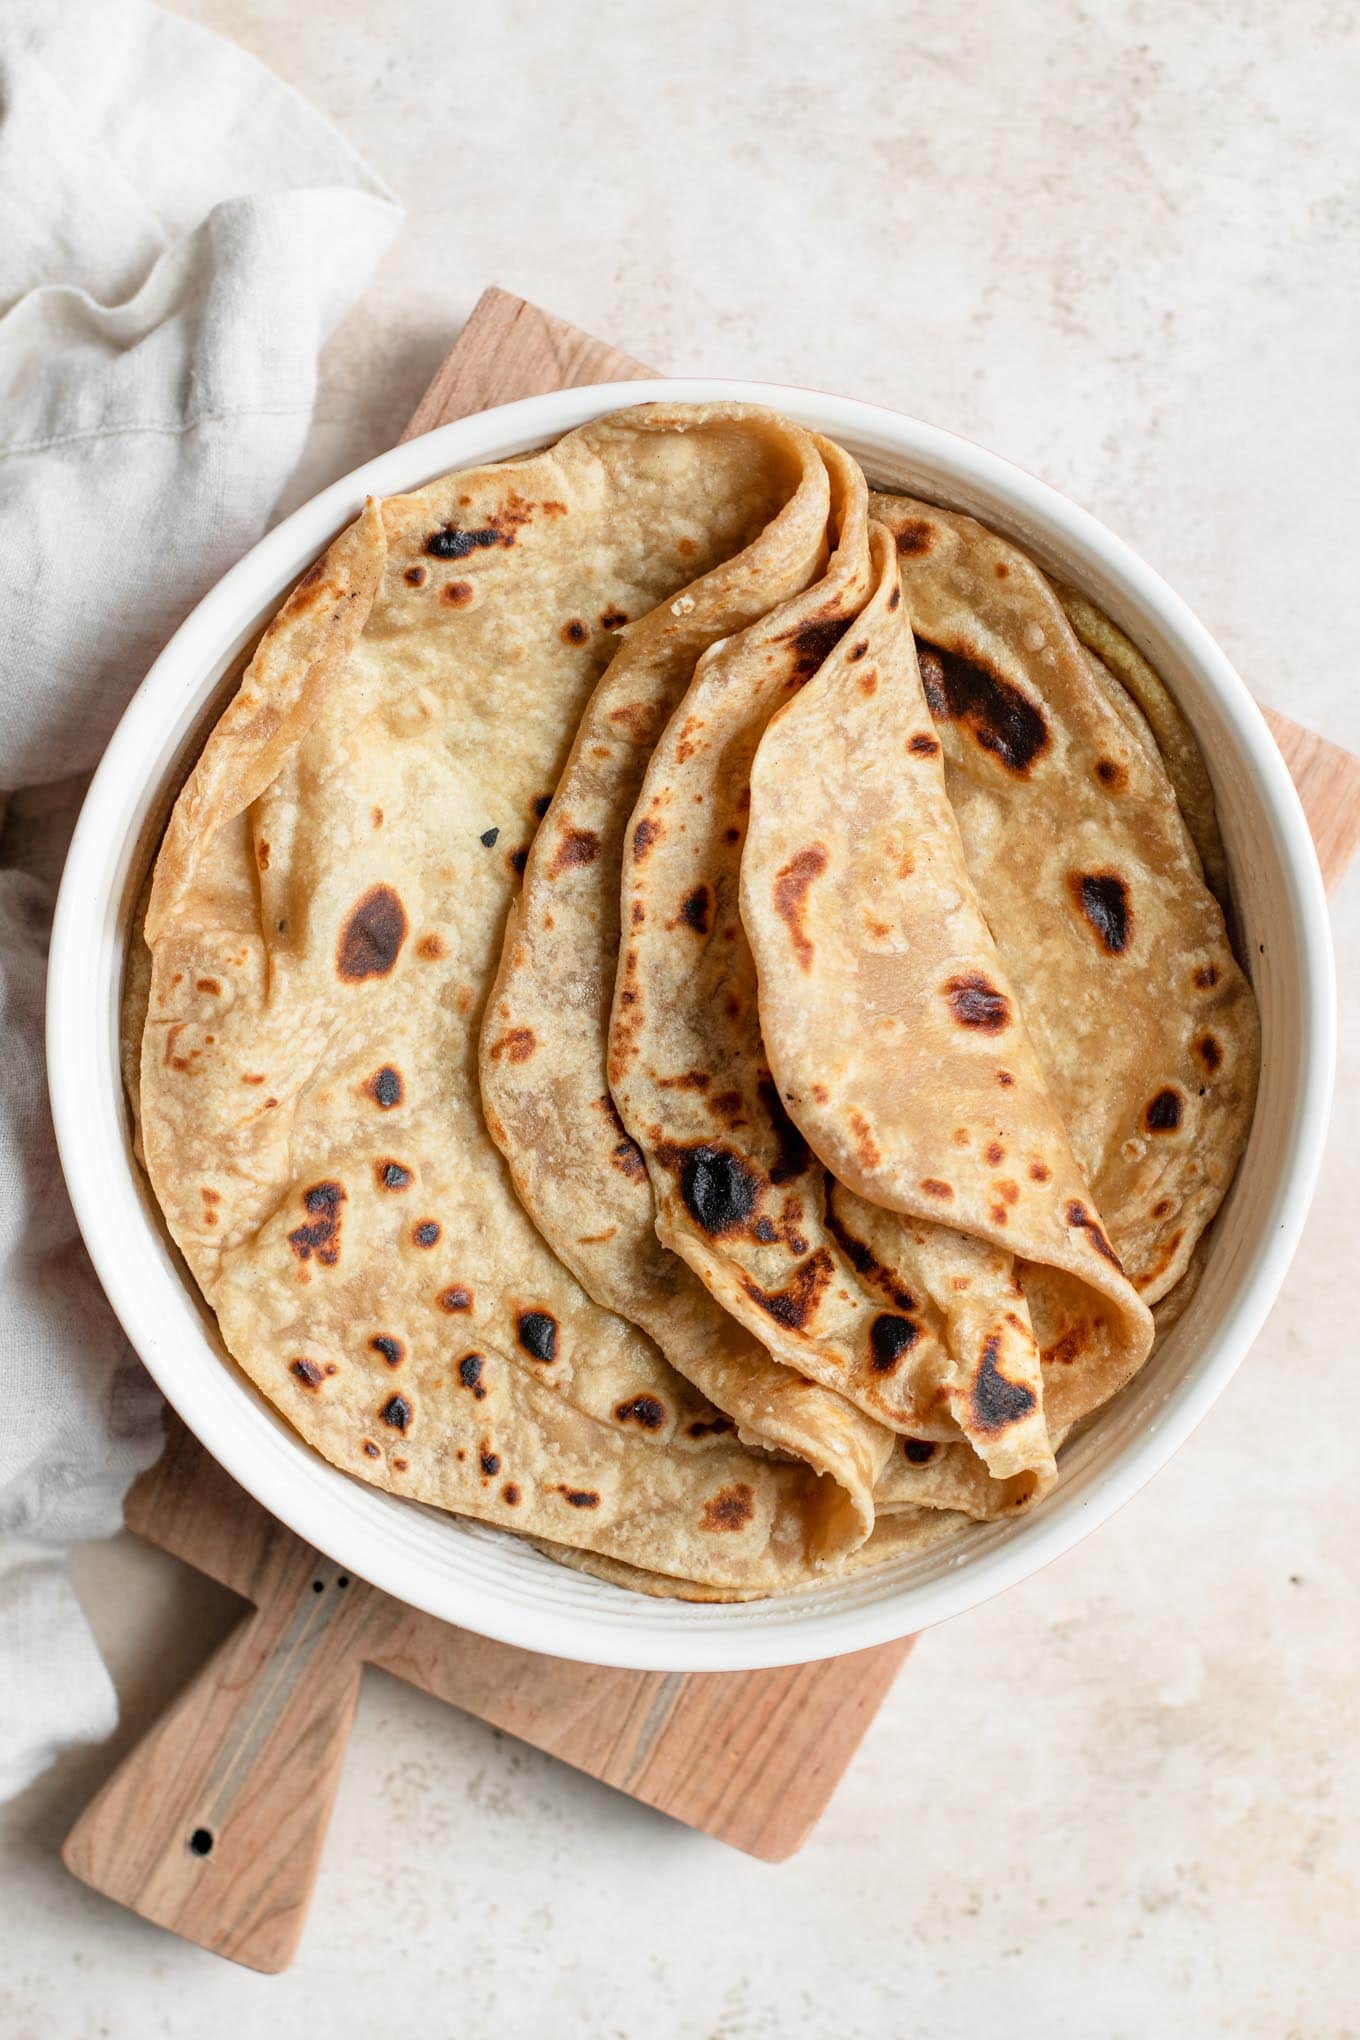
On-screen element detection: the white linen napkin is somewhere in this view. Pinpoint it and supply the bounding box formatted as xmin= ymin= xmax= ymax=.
xmin=0 ymin=0 xmax=401 ymax=1799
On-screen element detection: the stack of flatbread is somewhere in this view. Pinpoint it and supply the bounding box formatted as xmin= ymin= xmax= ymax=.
xmin=130 ymin=405 xmax=1258 ymax=1599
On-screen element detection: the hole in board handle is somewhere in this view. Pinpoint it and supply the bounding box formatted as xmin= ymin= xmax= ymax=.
xmin=188 ymin=1828 xmax=214 ymax=1857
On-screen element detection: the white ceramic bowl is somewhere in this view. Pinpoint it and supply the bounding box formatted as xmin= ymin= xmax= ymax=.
xmin=48 ymin=379 xmax=1335 ymax=1671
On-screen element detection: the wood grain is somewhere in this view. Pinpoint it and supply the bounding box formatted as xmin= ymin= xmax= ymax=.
xmin=63 ymin=286 xmax=1360 ymax=1972
xmin=1263 ymin=707 xmax=1360 ymax=893
xmin=402 ymin=286 xmax=649 ymax=439
xmin=104 ymin=1415 xmax=911 ymax=1876
xmin=65 ymin=1540 xmax=369 ymax=1973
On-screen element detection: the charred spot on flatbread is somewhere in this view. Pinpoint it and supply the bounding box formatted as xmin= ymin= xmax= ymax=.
xmin=337 ymin=886 xmax=407 ymax=982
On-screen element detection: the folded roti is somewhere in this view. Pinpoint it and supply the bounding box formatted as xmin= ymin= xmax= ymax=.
xmin=742 ymin=522 xmax=1154 ymax=1482
xmin=610 ymin=509 xmax=1151 ymax=1517
xmin=481 ymin=427 xmax=896 ymax=1544
xmin=1048 ymin=579 xmax=1229 ymax=906
xmin=871 ymin=497 xmax=1259 ymax=1329
xmin=138 ymin=404 xmax=909 ymax=1594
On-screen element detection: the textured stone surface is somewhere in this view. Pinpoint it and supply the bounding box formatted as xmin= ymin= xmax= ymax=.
xmin=2 ymin=1 xmax=1355 ymax=2032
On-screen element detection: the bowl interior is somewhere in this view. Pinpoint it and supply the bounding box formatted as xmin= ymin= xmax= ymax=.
xmin=48 ymin=379 xmax=1333 ymax=1671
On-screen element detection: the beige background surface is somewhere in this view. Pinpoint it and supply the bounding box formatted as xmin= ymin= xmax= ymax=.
xmin=3 ymin=2 xmax=1358 ymax=2035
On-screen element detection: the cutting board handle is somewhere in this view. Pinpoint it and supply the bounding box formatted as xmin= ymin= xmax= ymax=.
xmin=62 ymin=1552 xmax=372 ymax=1972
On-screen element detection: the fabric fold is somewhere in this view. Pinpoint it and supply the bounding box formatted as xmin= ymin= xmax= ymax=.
xmin=0 ymin=0 xmax=401 ymax=1801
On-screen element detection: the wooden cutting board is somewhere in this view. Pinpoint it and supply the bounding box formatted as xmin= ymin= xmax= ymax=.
xmin=62 ymin=287 xmax=1360 ymax=1975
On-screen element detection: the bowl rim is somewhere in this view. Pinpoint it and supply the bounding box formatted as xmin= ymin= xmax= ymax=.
xmin=47 ymin=376 xmax=1336 ymax=1670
